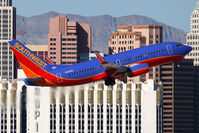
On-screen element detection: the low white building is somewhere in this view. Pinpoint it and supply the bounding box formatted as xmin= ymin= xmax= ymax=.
xmin=0 ymin=81 xmax=22 ymax=133
xmin=0 ymin=70 xmax=163 ymax=133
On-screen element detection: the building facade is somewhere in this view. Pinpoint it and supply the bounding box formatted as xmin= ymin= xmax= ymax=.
xmin=186 ymin=0 xmax=199 ymax=66
xmin=160 ymin=59 xmax=195 ymax=133
xmin=0 ymin=69 xmax=163 ymax=133
xmin=48 ymin=14 xmax=91 ymax=65
xmin=0 ymin=0 xmax=16 ymax=79
xmin=109 ymin=25 xmax=163 ymax=83
xmin=0 ymin=81 xmax=22 ymax=133
xmin=21 ymin=80 xmax=162 ymax=133
xmin=185 ymin=1 xmax=199 ymax=132
xmin=194 ymin=66 xmax=199 ymax=133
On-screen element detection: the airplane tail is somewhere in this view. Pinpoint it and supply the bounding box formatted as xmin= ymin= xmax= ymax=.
xmin=9 ymin=40 xmax=50 ymax=78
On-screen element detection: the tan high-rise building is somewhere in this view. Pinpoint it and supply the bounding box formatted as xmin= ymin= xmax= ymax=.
xmin=109 ymin=25 xmax=163 ymax=83
xmin=0 ymin=0 xmax=16 ymax=79
xmin=160 ymin=59 xmax=195 ymax=133
xmin=48 ymin=15 xmax=91 ymax=65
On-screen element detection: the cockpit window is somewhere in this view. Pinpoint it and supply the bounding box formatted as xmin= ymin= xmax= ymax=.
xmin=176 ymin=44 xmax=183 ymax=47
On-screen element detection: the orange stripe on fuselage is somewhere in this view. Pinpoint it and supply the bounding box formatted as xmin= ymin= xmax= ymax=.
xmin=19 ymin=61 xmax=57 ymax=86
xmin=19 ymin=62 xmax=40 ymax=78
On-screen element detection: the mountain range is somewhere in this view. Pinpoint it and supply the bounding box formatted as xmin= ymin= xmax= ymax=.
xmin=16 ymin=11 xmax=186 ymax=54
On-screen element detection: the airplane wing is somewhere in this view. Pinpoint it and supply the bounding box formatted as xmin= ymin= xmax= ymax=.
xmin=94 ymin=51 xmax=129 ymax=77
xmin=94 ymin=51 xmax=149 ymax=78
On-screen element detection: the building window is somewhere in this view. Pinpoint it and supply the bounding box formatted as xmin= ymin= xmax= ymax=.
xmin=59 ymin=104 xmax=66 ymax=133
xmin=69 ymin=104 xmax=75 ymax=133
xmin=87 ymin=104 xmax=94 ymax=132
xmin=50 ymin=38 xmax=56 ymax=41
xmin=107 ymin=105 xmax=113 ymax=133
xmin=50 ymin=104 xmax=56 ymax=132
xmin=116 ymin=105 xmax=122 ymax=133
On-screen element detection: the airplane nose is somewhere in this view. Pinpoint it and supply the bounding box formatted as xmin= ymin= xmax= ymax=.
xmin=184 ymin=45 xmax=192 ymax=55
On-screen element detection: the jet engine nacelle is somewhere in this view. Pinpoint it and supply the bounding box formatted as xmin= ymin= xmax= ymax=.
xmin=128 ymin=63 xmax=149 ymax=77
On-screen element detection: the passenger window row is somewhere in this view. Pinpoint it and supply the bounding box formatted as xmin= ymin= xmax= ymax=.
xmin=66 ymin=65 xmax=103 ymax=77
xmin=114 ymin=58 xmax=132 ymax=64
xmin=176 ymin=44 xmax=183 ymax=47
xmin=135 ymin=49 xmax=166 ymax=59
xmin=113 ymin=49 xmax=166 ymax=64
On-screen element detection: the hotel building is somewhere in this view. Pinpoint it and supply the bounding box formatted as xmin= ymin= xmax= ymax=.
xmin=0 ymin=0 xmax=16 ymax=79
xmin=48 ymin=14 xmax=91 ymax=65
xmin=0 ymin=69 xmax=163 ymax=133
xmin=109 ymin=25 xmax=163 ymax=83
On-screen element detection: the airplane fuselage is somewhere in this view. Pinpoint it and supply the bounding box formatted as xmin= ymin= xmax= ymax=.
xmin=9 ymin=40 xmax=192 ymax=87
xmin=33 ymin=42 xmax=191 ymax=86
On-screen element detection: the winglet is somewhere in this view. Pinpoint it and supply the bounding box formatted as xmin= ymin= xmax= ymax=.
xmin=94 ymin=51 xmax=106 ymax=64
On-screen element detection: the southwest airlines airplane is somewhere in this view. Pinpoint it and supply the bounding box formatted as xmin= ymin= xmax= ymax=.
xmin=9 ymin=40 xmax=192 ymax=87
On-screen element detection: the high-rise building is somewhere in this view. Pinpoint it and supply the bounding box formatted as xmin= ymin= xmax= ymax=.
xmin=15 ymin=69 xmax=162 ymax=133
xmin=109 ymin=25 xmax=163 ymax=54
xmin=109 ymin=25 xmax=163 ymax=83
xmin=160 ymin=59 xmax=195 ymax=133
xmin=186 ymin=0 xmax=199 ymax=66
xmin=0 ymin=0 xmax=16 ymax=79
xmin=194 ymin=66 xmax=199 ymax=132
xmin=185 ymin=1 xmax=199 ymax=132
xmin=48 ymin=14 xmax=91 ymax=65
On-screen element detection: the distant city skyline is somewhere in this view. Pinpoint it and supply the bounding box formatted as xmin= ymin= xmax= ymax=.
xmin=14 ymin=0 xmax=195 ymax=32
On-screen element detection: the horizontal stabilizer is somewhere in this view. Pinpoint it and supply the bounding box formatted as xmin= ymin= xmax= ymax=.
xmin=8 ymin=77 xmax=46 ymax=86
xmin=24 ymin=77 xmax=46 ymax=86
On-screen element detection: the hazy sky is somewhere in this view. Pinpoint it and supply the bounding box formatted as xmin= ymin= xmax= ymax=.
xmin=13 ymin=0 xmax=196 ymax=32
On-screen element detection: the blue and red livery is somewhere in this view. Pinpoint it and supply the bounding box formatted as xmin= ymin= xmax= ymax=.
xmin=9 ymin=40 xmax=192 ymax=86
